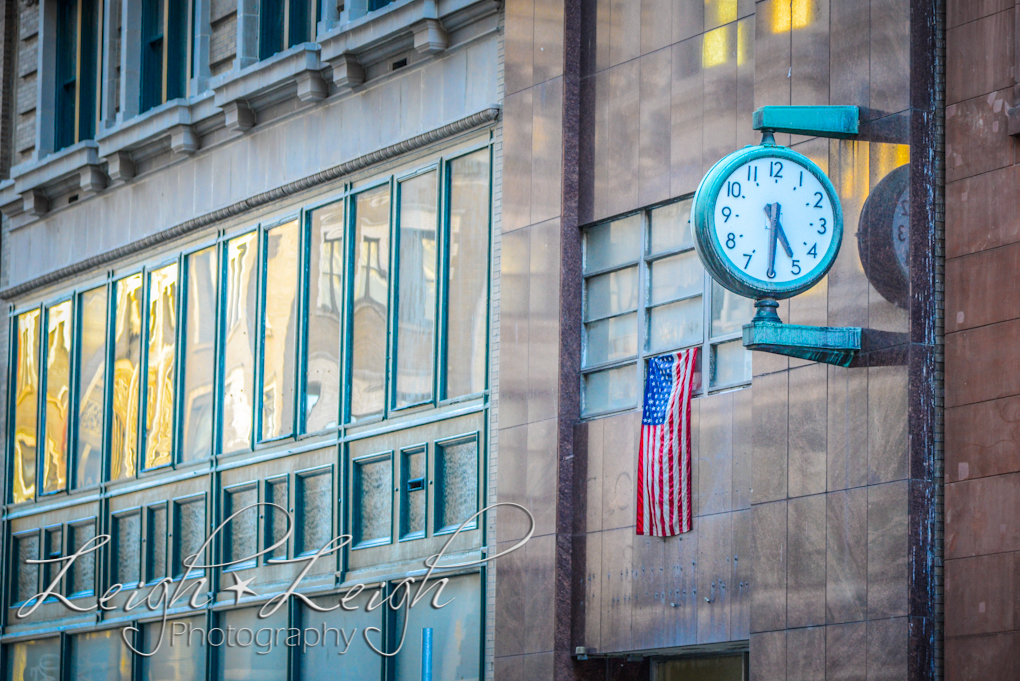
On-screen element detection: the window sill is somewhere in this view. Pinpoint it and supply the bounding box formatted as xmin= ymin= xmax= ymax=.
xmin=211 ymin=43 xmax=329 ymax=133
xmin=319 ymin=0 xmax=500 ymax=90
xmin=1 ymin=141 xmax=105 ymax=222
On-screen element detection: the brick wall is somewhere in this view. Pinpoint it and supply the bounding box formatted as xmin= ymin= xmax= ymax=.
xmin=15 ymin=0 xmax=37 ymax=164
xmin=210 ymin=0 xmax=238 ymax=76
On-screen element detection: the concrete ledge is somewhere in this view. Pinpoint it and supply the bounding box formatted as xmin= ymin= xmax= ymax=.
xmin=4 ymin=141 xmax=106 ymax=218
xmin=212 ymin=43 xmax=327 ymax=128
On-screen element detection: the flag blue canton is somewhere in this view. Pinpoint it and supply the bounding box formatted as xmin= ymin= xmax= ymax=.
xmin=642 ymin=354 xmax=676 ymax=426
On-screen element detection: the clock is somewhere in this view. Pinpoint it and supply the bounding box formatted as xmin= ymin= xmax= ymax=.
xmin=692 ymin=144 xmax=843 ymax=301
xmin=857 ymin=164 xmax=909 ymax=309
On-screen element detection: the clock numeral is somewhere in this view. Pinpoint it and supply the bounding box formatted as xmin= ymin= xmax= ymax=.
xmin=721 ymin=206 xmax=732 ymax=222
xmin=770 ymin=161 xmax=783 ymax=178
xmin=725 ymin=233 xmax=736 ymax=249
xmin=799 ymin=171 xmax=803 ymax=187
xmin=814 ymin=192 xmax=824 ymax=209
xmin=747 ymin=166 xmax=758 ymax=182
xmin=807 ymin=243 xmax=818 ymax=258
xmin=726 ymin=181 xmax=742 ymax=198
xmin=897 ymin=224 xmax=907 ymax=242
xmin=743 ymin=253 xmax=753 ymax=270
xmin=818 ymin=217 xmax=827 ymax=234
xmin=791 ymin=260 xmax=802 ymax=275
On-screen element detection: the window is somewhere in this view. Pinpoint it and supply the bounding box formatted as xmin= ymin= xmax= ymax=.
xmin=296 ymin=468 xmax=333 ymax=555
xmin=144 ymin=263 xmax=179 ymax=469
xmin=259 ymin=219 xmax=300 ymax=441
xmin=54 ymin=0 xmax=102 ymax=151
xmin=400 ymin=445 xmax=426 ymax=539
xmin=66 ymin=519 xmax=97 ymax=597
xmin=223 ymin=484 xmax=259 ymax=568
xmin=221 ymin=232 xmax=259 ymax=454
xmin=264 ymin=476 xmax=290 ymax=561
xmin=259 ymin=0 xmax=314 ymax=60
xmin=111 ymin=274 xmax=143 ymax=480
xmin=42 ymin=526 xmax=62 ymax=594
xmin=304 ymin=201 xmax=344 ymax=432
xmin=180 ymin=247 xmax=217 ymax=461
xmin=218 ymin=606 xmax=288 ymax=680
xmin=581 ymin=198 xmax=754 ymax=417
xmin=147 ymin=503 xmax=168 ymax=582
xmin=173 ymin=496 xmax=206 ymax=578
xmin=142 ymin=616 xmax=206 ymax=679
xmin=76 ymin=286 xmax=108 ymax=488
xmin=11 ymin=531 xmax=40 ymax=605
xmin=112 ymin=510 xmax=141 ymax=585
xmin=11 ymin=308 xmax=40 ymax=503
xmin=434 ymin=436 xmax=479 ymax=533
xmin=353 ymin=453 xmax=392 ymax=547
xmin=5 ymin=638 xmax=60 ymax=681
xmin=140 ymin=0 xmax=191 ymax=113
xmin=69 ymin=630 xmax=131 ymax=681
xmin=42 ymin=300 xmax=72 ymax=494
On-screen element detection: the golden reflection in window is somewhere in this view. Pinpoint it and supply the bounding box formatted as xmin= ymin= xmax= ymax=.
xmin=222 ymin=232 xmax=259 ymax=452
xmin=111 ymin=274 xmax=143 ymax=480
xmin=772 ymin=0 xmax=813 ymax=33
xmin=705 ymin=0 xmax=738 ymax=27
xmin=145 ymin=264 xmax=178 ymax=468
xmin=12 ymin=308 xmax=40 ymax=503
xmin=76 ymin=286 xmax=107 ymax=488
xmin=261 ymin=220 xmax=300 ymax=441
xmin=43 ymin=300 xmax=72 ymax=494
xmin=350 ymin=185 xmax=391 ymax=420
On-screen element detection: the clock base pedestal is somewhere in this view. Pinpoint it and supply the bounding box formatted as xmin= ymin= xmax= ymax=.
xmin=742 ymin=299 xmax=861 ymax=368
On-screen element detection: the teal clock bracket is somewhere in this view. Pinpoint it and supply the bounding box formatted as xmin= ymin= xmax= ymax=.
xmin=743 ymin=299 xmax=861 ymax=368
xmin=743 ymin=105 xmax=863 ymax=367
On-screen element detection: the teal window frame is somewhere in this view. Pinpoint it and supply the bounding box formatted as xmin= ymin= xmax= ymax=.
xmin=172 ymin=492 xmax=207 ymax=580
xmin=294 ymin=464 xmax=336 ymax=557
xmin=65 ymin=517 xmax=98 ymax=599
xmin=37 ymin=295 xmax=76 ymax=497
xmin=9 ymin=528 xmax=41 ymax=608
xmin=110 ymin=507 xmax=143 ymax=588
xmin=221 ymin=481 xmax=259 ymax=571
xmin=73 ymin=282 xmax=113 ymax=490
xmin=398 ymin=443 xmax=428 ymax=541
xmin=54 ymin=0 xmax=103 ymax=151
xmin=433 ymin=432 xmax=481 ymax=536
xmin=145 ymin=501 xmax=169 ymax=584
xmin=262 ymin=473 xmax=292 ymax=565
xmin=350 ymin=450 xmax=393 ymax=550
xmin=140 ymin=0 xmax=194 ymax=113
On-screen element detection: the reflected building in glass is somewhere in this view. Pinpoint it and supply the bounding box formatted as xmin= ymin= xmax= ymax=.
xmin=0 ymin=0 xmax=958 ymax=680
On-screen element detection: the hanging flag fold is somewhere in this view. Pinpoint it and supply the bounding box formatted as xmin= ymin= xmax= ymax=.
xmin=636 ymin=348 xmax=699 ymax=537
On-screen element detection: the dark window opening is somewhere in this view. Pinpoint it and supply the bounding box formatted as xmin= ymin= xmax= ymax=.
xmin=55 ymin=0 xmax=102 ymax=151
xmin=259 ymin=0 xmax=314 ymax=61
xmin=140 ymin=0 xmax=191 ymax=113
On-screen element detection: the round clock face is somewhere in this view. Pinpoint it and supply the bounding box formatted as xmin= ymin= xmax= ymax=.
xmin=693 ymin=145 xmax=843 ymax=300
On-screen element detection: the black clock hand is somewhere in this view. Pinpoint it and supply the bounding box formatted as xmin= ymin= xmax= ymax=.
xmin=764 ymin=203 xmax=779 ymax=279
xmin=774 ymin=208 xmax=794 ymax=259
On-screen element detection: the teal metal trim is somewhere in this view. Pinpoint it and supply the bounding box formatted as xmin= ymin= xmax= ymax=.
xmin=752 ymin=105 xmax=860 ymax=138
xmin=742 ymin=318 xmax=861 ymax=367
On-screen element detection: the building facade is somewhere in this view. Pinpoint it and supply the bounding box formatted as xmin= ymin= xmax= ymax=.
xmin=0 ymin=0 xmax=957 ymax=680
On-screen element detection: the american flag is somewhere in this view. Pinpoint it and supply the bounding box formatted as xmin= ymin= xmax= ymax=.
xmin=636 ymin=348 xmax=699 ymax=536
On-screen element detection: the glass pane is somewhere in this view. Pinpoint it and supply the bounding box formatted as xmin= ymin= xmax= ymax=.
xmin=648 ymin=251 xmax=704 ymax=306
xmin=43 ymin=301 xmax=72 ymax=494
xmin=305 ymin=202 xmax=344 ymax=432
xmin=174 ymin=498 xmax=205 ymax=578
xmin=300 ymin=592 xmax=383 ymax=680
xmin=445 ymin=150 xmax=490 ymax=398
xmin=114 ymin=512 xmax=141 ymax=585
xmin=657 ymin=654 xmax=745 ymax=681
xmin=111 ymin=274 xmax=143 ymax=480
xmin=436 ymin=438 xmax=478 ymax=532
xmin=148 ymin=504 xmax=167 ymax=582
xmin=401 ymin=447 xmax=426 ymax=539
xmin=355 ymin=455 xmax=391 ymax=545
xmin=218 ymin=606 xmax=288 ymax=681
xmin=77 ymin=287 xmax=107 ymax=487
xmin=585 ymin=214 xmax=642 ymax=272
xmin=648 ymin=297 xmax=703 ymax=352
xmin=222 ymin=233 xmax=259 ymax=452
xmin=649 ymin=199 xmax=694 ymax=254
xmin=42 ymin=527 xmax=62 ymax=591
xmin=297 ymin=471 xmax=332 ymax=556
xmin=261 ymin=220 xmax=300 ymax=441
xmin=142 ymin=616 xmax=207 ymax=680
xmin=69 ymin=629 xmax=131 ymax=681
xmin=13 ymin=308 xmax=40 ymax=503
xmin=265 ymin=478 xmax=289 ymax=560
xmin=14 ymin=533 xmax=39 ymax=604
xmin=396 ymin=171 xmax=438 ymax=408
xmin=713 ymin=340 xmax=753 ymax=388
xmin=225 ymin=486 xmax=258 ymax=567
xmin=584 ymin=312 xmax=638 ymax=366
xmin=392 ymin=573 xmax=481 ymax=681
xmin=351 ymin=185 xmax=391 ymax=420
xmin=711 ymin=281 xmax=755 ymax=337
xmin=585 ymin=266 xmax=639 ymax=321
xmin=67 ymin=521 xmax=96 ymax=597
xmin=181 ymin=247 xmax=217 ymax=462
xmin=6 ymin=638 xmax=61 ymax=681
xmin=145 ymin=264 xmax=178 ymax=468
xmin=583 ymin=364 xmax=639 ymax=414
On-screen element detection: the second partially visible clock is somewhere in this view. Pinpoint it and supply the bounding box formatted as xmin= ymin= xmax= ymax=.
xmin=692 ymin=144 xmax=844 ymax=301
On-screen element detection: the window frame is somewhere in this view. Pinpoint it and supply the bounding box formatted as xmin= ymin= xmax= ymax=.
xmin=110 ymin=506 xmax=143 ymax=589
xmin=53 ymin=0 xmax=103 ymax=151
xmin=350 ymin=450 xmax=394 ymax=550
xmin=432 ymin=431 xmax=481 ymax=536
xmin=580 ymin=196 xmax=753 ymax=420
xmin=258 ymin=0 xmax=317 ymax=61
xmin=140 ymin=0 xmax=195 ymax=113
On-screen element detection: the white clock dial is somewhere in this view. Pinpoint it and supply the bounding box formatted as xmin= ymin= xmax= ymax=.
xmin=712 ymin=157 xmax=837 ymax=286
